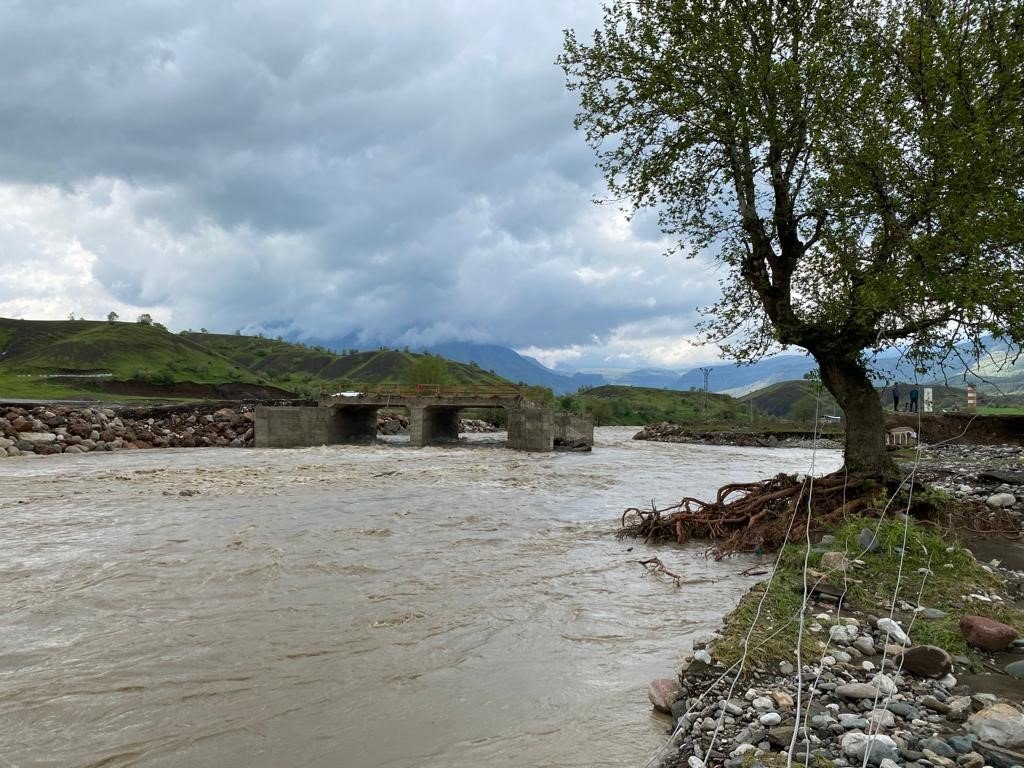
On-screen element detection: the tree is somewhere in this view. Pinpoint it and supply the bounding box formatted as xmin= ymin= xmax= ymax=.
xmin=107 ymin=311 xmax=119 ymax=324
xmin=561 ymin=0 xmax=1024 ymax=476
xmin=404 ymin=354 xmax=452 ymax=386
xmin=136 ymin=313 xmax=153 ymax=325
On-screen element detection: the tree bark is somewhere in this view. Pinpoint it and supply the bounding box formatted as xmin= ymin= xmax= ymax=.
xmin=816 ymin=355 xmax=897 ymax=478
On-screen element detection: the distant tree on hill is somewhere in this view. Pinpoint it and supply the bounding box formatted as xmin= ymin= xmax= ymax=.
xmin=107 ymin=311 xmax=119 ymax=323
xmin=404 ymin=355 xmax=451 ymax=386
xmin=136 ymin=314 xmax=153 ymax=325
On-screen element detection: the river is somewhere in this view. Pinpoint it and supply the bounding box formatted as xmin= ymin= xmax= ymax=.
xmin=0 ymin=427 xmax=841 ymax=768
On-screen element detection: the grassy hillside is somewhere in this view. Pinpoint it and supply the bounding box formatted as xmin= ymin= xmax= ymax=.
xmin=0 ymin=318 xmax=269 ymax=399
xmin=182 ymin=333 xmax=510 ymax=397
xmin=0 ymin=319 xmax=512 ymax=401
xmin=571 ymin=384 xmax=764 ymax=426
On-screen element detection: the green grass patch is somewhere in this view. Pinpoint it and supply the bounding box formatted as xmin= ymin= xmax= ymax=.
xmin=713 ymin=516 xmax=1022 ymax=670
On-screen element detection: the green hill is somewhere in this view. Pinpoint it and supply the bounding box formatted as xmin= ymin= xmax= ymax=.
xmin=0 ymin=318 xmax=513 ymax=401
xmin=571 ymin=384 xmax=756 ymax=425
xmin=180 ymin=333 xmax=510 ymax=396
xmin=0 ymin=318 xmax=277 ymax=399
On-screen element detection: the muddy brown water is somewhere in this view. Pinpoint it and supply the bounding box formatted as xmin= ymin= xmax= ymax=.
xmin=0 ymin=428 xmax=841 ymax=767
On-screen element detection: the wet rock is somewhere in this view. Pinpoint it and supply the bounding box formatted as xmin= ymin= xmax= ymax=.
xmin=647 ymin=678 xmax=680 ymax=713
xmin=960 ymin=615 xmax=1018 ymax=651
xmin=898 ymin=645 xmax=953 ymax=678
xmin=1005 ymin=660 xmax=1024 ymax=679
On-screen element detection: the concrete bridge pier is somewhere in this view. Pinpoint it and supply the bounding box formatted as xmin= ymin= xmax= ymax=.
xmin=507 ymin=408 xmax=555 ymax=451
xmin=409 ymin=405 xmax=461 ymax=447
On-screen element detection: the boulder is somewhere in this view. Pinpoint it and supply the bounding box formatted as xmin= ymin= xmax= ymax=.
xmin=987 ymin=493 xmax=1017 ymax=508
xmin=967 ymin=703 xmax=1024 ymax=748
xmin=960 ymin=615 xmax=1018 ymax=651
xmin=19 ymin=432 xmax=56 ymax=444
xmin=647 ymin=678 xmax=680 ymax=713
xmin=897 ymin=644 xmax=953 ymax=677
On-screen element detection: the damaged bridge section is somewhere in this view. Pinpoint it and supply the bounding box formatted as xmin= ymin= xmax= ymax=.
xmin=253 ymin=385 xmax=594 ymax=452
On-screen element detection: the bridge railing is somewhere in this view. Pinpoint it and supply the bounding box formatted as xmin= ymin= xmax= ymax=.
xmin=319 ymin=384 xmax=525 ymax=402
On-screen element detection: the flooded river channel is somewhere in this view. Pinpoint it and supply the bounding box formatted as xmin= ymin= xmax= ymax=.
xmin=0 ymin=427 xmax=841 ymax=767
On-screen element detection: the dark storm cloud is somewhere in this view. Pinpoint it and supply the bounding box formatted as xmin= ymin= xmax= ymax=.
xmin=0 ymin=0 xmax=719 ymax=366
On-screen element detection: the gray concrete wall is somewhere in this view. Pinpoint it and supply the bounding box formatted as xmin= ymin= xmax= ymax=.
xmin=255 ymin=405 xmax=379 ymax=447
xmin=555 ymin=412 xmax=594 ymax=446
xmin=507 ymin=408 xmax=554 ymax=452
xmin=254 ymin=406 xmax=332 ymax=448
xmin=409 ymin=405 xmax=461 ymax=447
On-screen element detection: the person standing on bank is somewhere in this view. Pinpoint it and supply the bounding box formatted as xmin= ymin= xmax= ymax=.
xmin=892 ymin=385 xmax=900 ymax=412
xmin=909 ymin=388 xmax=919 ymax=412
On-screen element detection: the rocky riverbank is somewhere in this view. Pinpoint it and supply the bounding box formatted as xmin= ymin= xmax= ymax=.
xmin=633 ymin=421 xmax=842 ymax=450
xmin=651 ymin=611 xmax=1024 ymax=768
xmin=0 ymin=403 xmax=501 ymax=457
xmin=642 ymin=442 xmax=1024 ymax=768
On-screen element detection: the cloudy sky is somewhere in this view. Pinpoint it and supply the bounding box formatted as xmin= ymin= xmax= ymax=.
xmin=0 ymin=0 xmax=722 ymax=371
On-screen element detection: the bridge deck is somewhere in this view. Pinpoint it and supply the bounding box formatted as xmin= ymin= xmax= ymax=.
xmin=319 ymin=384 xmax=525 ymax=409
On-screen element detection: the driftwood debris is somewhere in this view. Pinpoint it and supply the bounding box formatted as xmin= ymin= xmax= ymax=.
xmin=619 ymin=472 xmax=874 ymax=559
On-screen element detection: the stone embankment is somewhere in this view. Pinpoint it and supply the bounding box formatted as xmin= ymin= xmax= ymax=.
xmin=634 ymin=421 xmax=842 ymax=450
xmin=0 ymin=404 xmax=257 ymax=456
xmin=653 ymin=610 xmax=1024 ymax=768
xmin=0 ymin=404 xmax=501 ymax=457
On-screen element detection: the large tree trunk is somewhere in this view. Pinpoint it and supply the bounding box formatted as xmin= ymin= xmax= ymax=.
xmin=816 ymin=355 xmax=897 ymax=478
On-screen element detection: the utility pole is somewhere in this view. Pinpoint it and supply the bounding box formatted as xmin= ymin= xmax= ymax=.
xmin=700 ymin=367 xmax=712 ymax=416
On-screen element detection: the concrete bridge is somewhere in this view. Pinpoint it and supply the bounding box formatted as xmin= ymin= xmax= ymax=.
xmin=253 ymin=384 xmax=593 ymax=451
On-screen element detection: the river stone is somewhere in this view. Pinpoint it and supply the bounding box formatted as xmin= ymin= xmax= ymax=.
xmin=923 ymin=747 xmax=957 ymax=767
xmin=960 ymin=615 xmax=1018 ymax=651
xmin=18 ymin=431 xmax=56 ymax=444
xmin=947 ymin=735 xmax=977 ymax=754
xmin=857 ymin=528 xmax=880 ymax=552
xmin=876 ymin=617 xmax=910 ymax=645
xmin=830 ymin=624 xmax=858 ymax=644
xmin=853 ymin=637 xmax=877 ymax=656
xmin=898 ymin=644 xmax=953 ymax=677
xmin=967 ymin=703 xmax=1024 ymax=748
xmin=959 ymin=752 xmax=985 ymax=768
xmin=751 ymin=696 xmax=774 ymax=710
xmin=779 ymin=660 xmax=795 ymax=675
xmin=771 ymin=690 xmax=794 ymax=710
xmin=986 ymin=492 xmax=1017 ymax=508
xmin=841 ymin=732 xmax=899 ymax=764
xmin=919 ymin=607 xmax=948 ymax=620
xmin=759 ymin=712 xmax=782 ymax=726
xmin=870 ymin=672 xmax=897 ymax=696
xmin=648 ymin=678 xmax=680 ymax=713
xmin=767 ymin=725 xmax=795 ymax=747
xmin=920 ymin=737 xmax=957 ymax=758
xmin=1006 ymin=660 xmax=1024 ymax=678
xmin=867 ymin=709 xmax=896 ymax=728
xmin=836 ymin=682 xmax=883 ymax=700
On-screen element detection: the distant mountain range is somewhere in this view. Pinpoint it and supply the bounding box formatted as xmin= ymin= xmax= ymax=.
xmin=405 ymin=340 xmax=1024 ymax=396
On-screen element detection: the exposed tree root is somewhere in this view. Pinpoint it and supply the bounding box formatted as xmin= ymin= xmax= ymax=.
xmin=617 ymin=471 xmax=1016 ymax=559
xmin=618 ymin=468 xmax=954 ymax=561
